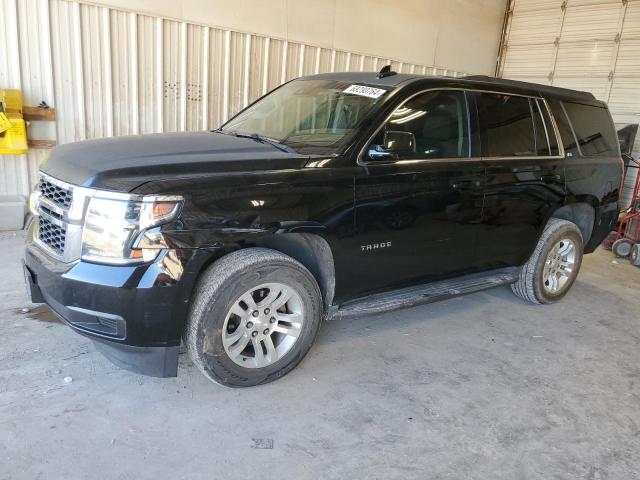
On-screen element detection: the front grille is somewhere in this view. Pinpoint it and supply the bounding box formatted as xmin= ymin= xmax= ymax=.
xmin=33 ymin=173 xmax=87 ymax=263
xmin=40 ymin=178 xmax=73 ymax=208
xmin=38 ymin=217 xmax=67 ymax=255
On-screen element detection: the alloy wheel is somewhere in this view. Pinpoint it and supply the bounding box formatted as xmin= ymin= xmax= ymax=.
xmin=542 ymin=238 xmax=577 ymax=294
xmin=221 ymin=283 xmax=304 ymax=368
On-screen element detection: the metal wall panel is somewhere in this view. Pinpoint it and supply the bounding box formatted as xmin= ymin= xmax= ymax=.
xmin=110 ymin=10 xmax=138 ymax=136
xmin=0 ymin=0 xmax=469 ymax=200
xmin=80 ymin=5 xmax=111 ymax=139
xmin=206 ymin=28 xmax=226 ymax=129
xmin=508 ymin=8 xmax=561 ymax=45
xmin=512 ymin=0 xmax=564 ymax=12
xmin=624 ymin=1 xmax=640 ymax=36
xmin=560 ymin=3 xmax=621 ymax=42
xmin=137 ymin=15 xmax=162 ymax=134
xmin=502 ymin=44 xmax=555 ymax=80
xmin=0 ymin=0 xmax=54 ymax=198
xmin=555 ymin=42 xmax=615 ymax=76
xmin=161 ymin=19 xmax=183 ymax=133
xmin=50 ymin=0 xmax=86 ymax=143
xmin=500 ymin=0 xmax=640 ymax=152
xmin=0 ymin=0 xmax=24 ymax=197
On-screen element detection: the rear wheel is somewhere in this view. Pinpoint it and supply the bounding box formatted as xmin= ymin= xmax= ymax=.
xmin=612 ymin=238 xmax=634 ymax=258
xmin=511 ymin=218 xmax=584 ymax=304
xmin=185 ymin=248 xmax=322 ymax=387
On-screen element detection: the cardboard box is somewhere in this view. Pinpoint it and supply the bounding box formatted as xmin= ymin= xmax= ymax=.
xmin=0 ymin=195 xmax=26 ymax=231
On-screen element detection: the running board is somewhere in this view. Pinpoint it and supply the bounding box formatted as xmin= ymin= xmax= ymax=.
xmin=330 ymin=267 xmax=520 ymax=321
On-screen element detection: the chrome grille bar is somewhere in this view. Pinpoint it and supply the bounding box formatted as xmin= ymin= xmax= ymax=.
xmin=33 ymin=173 xmax=93 ymax=263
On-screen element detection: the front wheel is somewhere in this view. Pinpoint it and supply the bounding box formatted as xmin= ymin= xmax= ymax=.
xmin=511 ymin=218 xmax=584 ymax=304
xmin=185 ymin=248 xmax=322 ymax=387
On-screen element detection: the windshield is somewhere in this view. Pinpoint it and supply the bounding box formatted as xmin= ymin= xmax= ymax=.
xmin=221 ymin=79 xmax=390 ymax=154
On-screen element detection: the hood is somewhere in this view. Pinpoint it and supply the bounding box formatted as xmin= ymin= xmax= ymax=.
xmin=41 ymin=131 xmax=308 ymax=191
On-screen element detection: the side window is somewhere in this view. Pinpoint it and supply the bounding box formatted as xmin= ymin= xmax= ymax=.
xmin=548 ymin=98 xmax=579 ymax=156
xmin=562 ymin=102 xmax=620 ymax=156
xmin=368 ymin=90 xmax=470 ymax=160
xmin=476 ymin=93 xmax=541 ymax=157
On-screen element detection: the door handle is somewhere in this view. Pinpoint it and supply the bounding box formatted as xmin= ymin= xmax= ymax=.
xmin=452 ymin=179 xmax=484 ymax=189
xmin=539 ymin=174 xmax=561 ymax=183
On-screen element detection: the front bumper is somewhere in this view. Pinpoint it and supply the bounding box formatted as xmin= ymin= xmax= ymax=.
xmin=23 ymin=236 xmax=199 ymax=377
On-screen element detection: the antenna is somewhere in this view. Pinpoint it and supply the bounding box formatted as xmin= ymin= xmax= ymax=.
xmin=377 ymin=65 xmax=397 ymax=79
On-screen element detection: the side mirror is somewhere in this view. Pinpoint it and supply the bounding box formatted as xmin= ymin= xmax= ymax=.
xmin=368 ymin=130 xmax=416 ymax=160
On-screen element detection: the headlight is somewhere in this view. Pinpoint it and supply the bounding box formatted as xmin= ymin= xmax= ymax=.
xmin=81 ymin=195 xmax=182 ymax=265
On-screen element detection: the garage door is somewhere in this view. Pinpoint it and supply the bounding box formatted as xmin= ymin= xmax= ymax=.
xmin=499 ymin=0 xmax=640 ymax=148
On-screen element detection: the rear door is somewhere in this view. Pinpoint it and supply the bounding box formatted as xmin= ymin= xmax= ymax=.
xmin=472 ymin=91 xmax=566 ymax=268
xmin=351 ymin=89 xmax=486 ymax=297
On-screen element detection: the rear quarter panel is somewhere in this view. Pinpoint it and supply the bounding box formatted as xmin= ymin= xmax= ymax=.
xmin=564 ymin=154 xmax=622 ymax=251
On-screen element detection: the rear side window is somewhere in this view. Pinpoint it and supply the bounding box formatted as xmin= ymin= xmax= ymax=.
xmin=548 ymin=99 xmax=579 ymax=156
xmin=562 ymin=102 xmax=619 ymax=156
xmin=475 ymin=93 xmax=552 ymax=157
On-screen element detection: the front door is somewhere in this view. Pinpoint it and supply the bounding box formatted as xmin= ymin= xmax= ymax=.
xmin=352 ymin=89 xmax=486 ymax=298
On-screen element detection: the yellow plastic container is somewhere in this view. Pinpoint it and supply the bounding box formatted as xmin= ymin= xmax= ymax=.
xmin=0 ymin=112 xmax=11 ymax=134
xmin=0 ymin=89 xmax=28 ymax=155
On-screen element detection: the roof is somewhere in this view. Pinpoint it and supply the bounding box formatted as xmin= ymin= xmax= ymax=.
xmin=461 ymin=75 xmax=597 ymax=102
xmin=307 ymin=71 xmax=420 ymax=87
xmin=303 ymin=71 xmax=599 ymax=104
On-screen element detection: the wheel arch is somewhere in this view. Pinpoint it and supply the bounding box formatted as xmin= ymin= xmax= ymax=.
xmin=550 ymin=202 xmax=595 ymax=246
xmin=179 ymin=232 xmax=336 ymax=344
xmin=251 ymin=233 xmax=336 ymax=313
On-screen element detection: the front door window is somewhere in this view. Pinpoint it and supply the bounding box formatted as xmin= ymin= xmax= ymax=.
xmin=368 ymin=90 xmax=471 ymax=161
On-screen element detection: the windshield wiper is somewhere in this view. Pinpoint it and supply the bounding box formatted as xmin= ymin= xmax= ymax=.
xmin=230 ymin=130 xmax=293 ymax=153
xmin=238 ymin=132 xmax=292 ymax=153
xmin=212 ymin=128 xmax=292 ymax=153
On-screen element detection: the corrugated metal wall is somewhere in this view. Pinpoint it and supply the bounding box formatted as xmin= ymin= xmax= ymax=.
xmin=0 ymin=0 xmax=469 ymax=199
xmin=498 ymin=0 xmax=640 ymax=150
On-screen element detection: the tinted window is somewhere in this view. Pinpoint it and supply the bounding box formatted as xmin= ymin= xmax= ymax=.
xmin=476 ymin=93 xmax=541 ymax=157
xmin=563 ymin=102 xmax=619 ymax=156
xmin=548 ymin=99 xmax=579 ymax=156
xmin=371 ymin=90 xmax=470 ymax=160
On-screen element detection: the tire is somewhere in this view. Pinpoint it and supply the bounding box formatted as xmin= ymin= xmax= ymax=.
xmin=630 ymin=244 xmax=640 ymax=267
xmin=612 ymin=238 xmax=634 ymax=258
xmin=511 ymin=218 xmax=584 ymax=304
xmin=185 ymin=248 xmax=322 ymax=387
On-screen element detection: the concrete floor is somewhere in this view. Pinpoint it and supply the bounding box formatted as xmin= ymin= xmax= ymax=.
xmin=1 ymin=231 xmax=639 ymax=480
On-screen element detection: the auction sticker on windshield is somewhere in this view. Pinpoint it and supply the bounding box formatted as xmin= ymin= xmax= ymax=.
xmin=343 ymin=85 xmax=386 ymax=99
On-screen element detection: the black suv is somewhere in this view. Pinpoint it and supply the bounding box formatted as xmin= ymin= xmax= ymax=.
xmin=24 ymin=70 xmax=622 ymax=387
